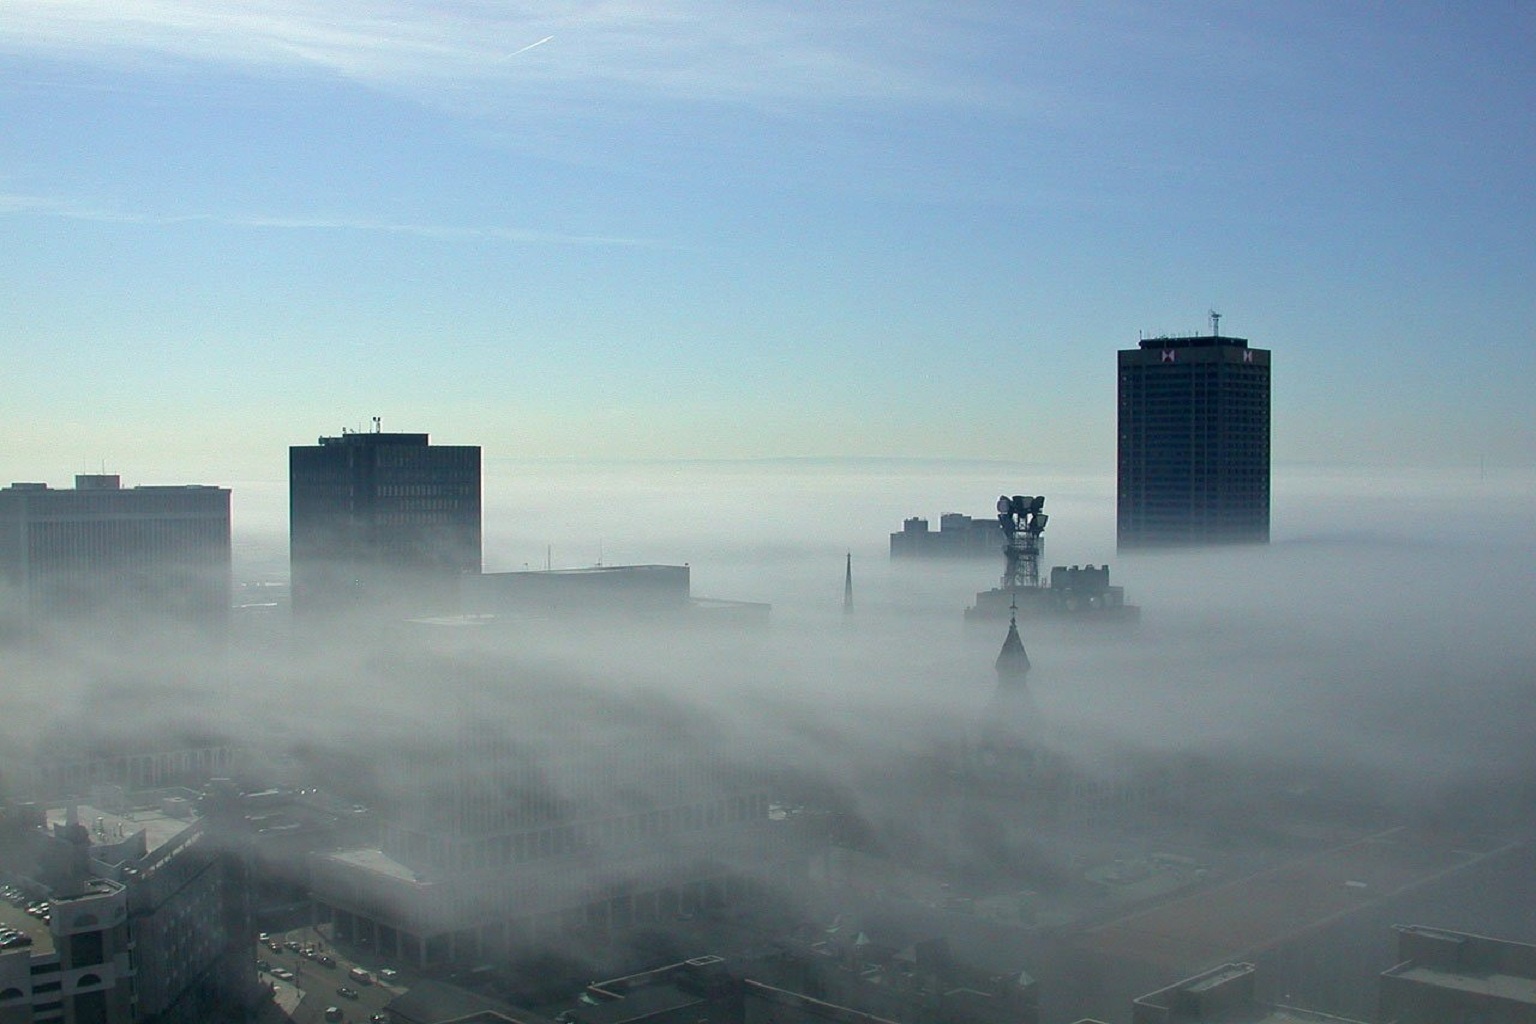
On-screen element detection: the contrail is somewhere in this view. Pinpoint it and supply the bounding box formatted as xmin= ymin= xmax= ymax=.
xmin=501 ymin=35 xmax=554 ymax=60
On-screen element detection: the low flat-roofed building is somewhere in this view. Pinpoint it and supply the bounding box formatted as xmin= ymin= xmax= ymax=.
xmin=384 ymin=977 xmax=554 ymax=1024
xmin=462 ymin=565 xmax=767 ymax=621
xmin=1380 ymin=925 xmax=1536 ymax=1024
xmin=1132 ymin=961 xmax=1367 ymax=1024
xmin=465 ymin=565 xmax=690 ymax=614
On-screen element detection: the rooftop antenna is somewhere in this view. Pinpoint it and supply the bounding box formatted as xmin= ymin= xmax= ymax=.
xmin=372 ymin=415 xmax=382 ymax=434
xmin=843 ymin=552 xmax=853 ymax=614
xmin=1209 ymin=309 xmax=1222 ymax=337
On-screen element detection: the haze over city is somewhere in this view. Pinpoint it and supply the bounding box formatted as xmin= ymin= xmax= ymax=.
xmin=2 ymin=5 xmax=1535 ymax=1024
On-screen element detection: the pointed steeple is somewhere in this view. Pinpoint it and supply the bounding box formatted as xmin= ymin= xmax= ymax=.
xmin=995 ymin=596 xmax=1030 ymax=681
xmin=843 ymin=551 xmax=853 ymax=613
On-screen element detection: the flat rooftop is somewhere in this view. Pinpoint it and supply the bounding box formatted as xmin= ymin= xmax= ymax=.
xmin=45 ymin=799 xmax=198 ymax=860
xmin=1383 ymin=964 xmax=1536 ymax=1005
xmin=317 ymin=847 xmax=434 ymax=886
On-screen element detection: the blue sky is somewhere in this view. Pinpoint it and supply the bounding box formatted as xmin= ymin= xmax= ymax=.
xmin=2 ymin=2 xmax=1533 ymax=484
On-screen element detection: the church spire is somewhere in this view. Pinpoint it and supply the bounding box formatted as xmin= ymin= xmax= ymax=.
xmin=843 ymin=551 xmax=853 ymax=613
xmin=995 ymin=596 xmax=1031 ymax=681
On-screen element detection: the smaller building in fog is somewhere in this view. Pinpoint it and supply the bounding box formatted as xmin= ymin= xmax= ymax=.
xmin=459 ymin=564 xmax=768 ymax=623
xmin=890 ymin=514 xmax=1000 ymax=559
xmin=0 ymin=474 xmax=230 ymax=626
xmin=464 ymin=564 xmax=691 ymax=615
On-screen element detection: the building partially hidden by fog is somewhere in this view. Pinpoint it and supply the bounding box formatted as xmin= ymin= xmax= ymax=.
xmin=289 ymin=428 xmax=481 ymax=615
xmin=0 ymin=474 xmax=231 ymax=626
xmin=889 ymin=513 xmax=999 ymax=558
xmin=1117 ymin=321 xmax=1270 ymax=548
xmin=308 ymin=684 xmax=785 ymax=970
xmin=457 ymin=564 xmax=769 ymax=624
xmin=1126 ymin=960 xmax=1367 ymax=1024
xmin=1380 ymin=925 xmax=1536 ymax=1024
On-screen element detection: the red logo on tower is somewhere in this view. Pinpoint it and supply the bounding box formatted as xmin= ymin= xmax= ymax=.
xmin=1161 ymin=349 xmax=1176 ymax=363
xmin=1243 ymin=349 xmax=1254 ymax=363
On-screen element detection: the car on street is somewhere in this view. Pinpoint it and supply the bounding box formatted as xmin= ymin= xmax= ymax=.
xmin=378 ymin=968 xmax=397 ymax=981
xmin=324 ymin=1008 xmax=344 ymax=1022
xmin=337 ymin=985 xmax=359 ymax=999
xmin=317 ymin=954 xmax=336 ymax=968
xmin=349 ymin=967 xmax=372 ymax=984
xmin=271 ymin=968 xmax=294 ymax=982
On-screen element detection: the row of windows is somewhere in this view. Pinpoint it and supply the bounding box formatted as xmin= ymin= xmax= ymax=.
xmin=22 ymin=521 xmax=228 ymax=571
xmin=374 ymin=499 xmax=474 ymax=514
xmin=1 ymin=492 xmax=226 ymax=516
xmin=374 ymin=484 xmax=476 ymax=498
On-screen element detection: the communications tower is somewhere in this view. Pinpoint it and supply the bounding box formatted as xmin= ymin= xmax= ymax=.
xmin=995 ymin=494 xmax=1048 ymax=592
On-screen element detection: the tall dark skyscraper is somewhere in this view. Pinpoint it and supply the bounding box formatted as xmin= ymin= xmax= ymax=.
xmin=289 ymin=429 xmax=481 ymax=613
xmin=0 ymin=474 xmax=231 ymax=625
xmin=1117 ymin=326 xmax=1270 ymax=548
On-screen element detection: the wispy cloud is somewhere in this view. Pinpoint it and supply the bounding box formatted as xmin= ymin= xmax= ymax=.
xmin=0 ymin=191 xmax=660 ymax=247
xmin=500 ymin=35 xmax=554 ymax=61
xmin=0 ymin=1 xmax=1022 ymax=112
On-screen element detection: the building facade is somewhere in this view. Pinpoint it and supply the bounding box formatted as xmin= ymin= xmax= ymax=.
xmin=0 ymin=475 xmax=230 ymax=626
xmin=1117 ymin=334 xmax=1270 ymax=548
xmin=889 ymin=514 xmax=1000 ymax=559
xmin=289 ymin=431 xmax=481 ymax=614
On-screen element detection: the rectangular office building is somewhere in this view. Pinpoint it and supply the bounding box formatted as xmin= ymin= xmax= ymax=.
xmin=1117 ymin=334 xmax=1270 ymax=548
xmin=0 ymin=475 xmax=231 ymax=624
xmin=290 ymin=430 xmax=481 ymax=613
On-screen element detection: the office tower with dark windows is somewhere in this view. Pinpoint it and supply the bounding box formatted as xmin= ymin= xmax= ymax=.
xmin=289 ymin=429 xmax=481 ymax=614
xmin=0 ymin=474 xmax=231 ymax=625
xmin=1117 ymin=324 xmax=1270 ymax=548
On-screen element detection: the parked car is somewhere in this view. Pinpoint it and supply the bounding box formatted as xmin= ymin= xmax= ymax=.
xmin=349 ymin=967 xmax=372 ymax=985
xmin=324 ymin=1007 xmax=344 ymax=1022
xmin=337 ymin=985 xmax=359 ymax=999
xmin=317 ymin=954 xmax=336 ymax=968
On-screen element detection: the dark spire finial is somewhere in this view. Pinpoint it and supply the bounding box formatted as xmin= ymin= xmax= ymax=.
xmin=843 ymin=551 xmax=853 ymax=613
